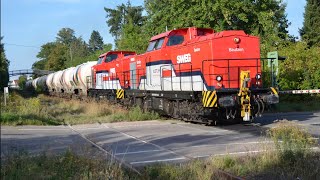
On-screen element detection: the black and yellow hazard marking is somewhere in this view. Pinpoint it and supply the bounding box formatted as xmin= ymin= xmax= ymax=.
xmin=270 ymin=87 xmax=278 ymax=95
xmin=116 ymin=89 xmax=124 ymax=99
xmin=202 ymin=91 xmax=218 ymax=107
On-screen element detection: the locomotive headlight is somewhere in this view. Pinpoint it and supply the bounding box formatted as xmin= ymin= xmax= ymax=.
xmin=255 ymin=74 xmax=261 ymax=80
xmin=234 ymin=37 xmax=240 ymax=44
xmin=216 ymin=75 xmax=223 ymax=82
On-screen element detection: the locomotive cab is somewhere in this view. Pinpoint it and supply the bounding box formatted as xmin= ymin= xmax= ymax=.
xmin=92 ymin=51 xmax=136 ymax=89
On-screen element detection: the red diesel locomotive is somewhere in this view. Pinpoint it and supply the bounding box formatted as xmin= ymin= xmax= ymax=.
xmin=89 ymin=27 xmax=279 ymax=124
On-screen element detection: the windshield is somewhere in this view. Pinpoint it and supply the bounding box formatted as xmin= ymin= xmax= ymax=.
xmin=105 ymin=54 xmax=118 ymax=62
xmin=147 ymin=41 xmax=157 ymax=52
xmin=146 ymin=37 xmax=165 ymax=52
xmin=167 ymin=35 xmax=184 ymax=46
xmin=97 ymin=57 xmax=104 ymax=64
xmin=155 ymin=38 xmax=165 ymax=50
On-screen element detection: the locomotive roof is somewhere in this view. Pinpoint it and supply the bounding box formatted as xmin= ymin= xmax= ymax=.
xmin=150 ymin=30 xmax=172 ymax=41
xmin=99 ymin=51 xmax=136 ymax=57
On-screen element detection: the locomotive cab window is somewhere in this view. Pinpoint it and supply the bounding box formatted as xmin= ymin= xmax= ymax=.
xmin=147 ymin=41 xmax=157 ymax=52
xmin=97 ymin=57 xmax=104 ymax=64
xmin=167 ymin=35 xmax=184 ymax=46
xmin=155 ymin=38 xmax=165 ymax=50
xmin=105 ymin=54 xmax=118 ymax=63
xmin=147 ymin=38 xmax=164 ymax=51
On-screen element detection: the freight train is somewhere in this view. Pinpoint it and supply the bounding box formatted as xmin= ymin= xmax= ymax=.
xmin=26 ymin=27 xmax=279 ymax=124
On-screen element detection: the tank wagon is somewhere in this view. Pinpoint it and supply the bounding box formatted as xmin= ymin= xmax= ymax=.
xmin=27 ymin=27 xmax=279 ymax=124
xmin=71 ymin=61 xmax=97 ymax=96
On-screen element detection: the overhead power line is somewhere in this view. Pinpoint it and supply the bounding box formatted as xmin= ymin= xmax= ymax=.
xmin=3 ymin=43 xmax=41 ymax=48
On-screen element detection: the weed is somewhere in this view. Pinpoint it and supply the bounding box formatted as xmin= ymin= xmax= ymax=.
xmin=109 ymin=106 xmax=159 ymax=122
xmin=267 ymin=120 xmax=316 ymax=165
xmin=1 ymin=150 xmax=132 ymax=179
xmin=1 ymin=93 xmax=160 ymax=125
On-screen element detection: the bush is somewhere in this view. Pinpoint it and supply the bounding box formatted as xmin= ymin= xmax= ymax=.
xmin=268 ymin=121 xmax=316 ymax=165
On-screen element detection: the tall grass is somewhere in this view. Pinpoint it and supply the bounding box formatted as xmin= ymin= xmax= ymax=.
xmin=111 ymin=106 xmax=159 ymax=122
xmin=1 ymin=150 xmax=133 ymax=180
xmin=0 ymin=93 xmax=159 ymax=125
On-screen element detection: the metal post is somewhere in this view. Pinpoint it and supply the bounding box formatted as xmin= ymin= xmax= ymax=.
xmin=271 ymin=59 xmax=274 ymax=87
xmin=3 ymin=87 xmax=9 ymax=106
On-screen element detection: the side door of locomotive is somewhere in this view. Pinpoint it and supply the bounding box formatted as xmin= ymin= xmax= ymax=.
xmin=145 ymin=38 xmax=166 ymax=90
xmin=167 ymin=33 xmax=193 ymax=91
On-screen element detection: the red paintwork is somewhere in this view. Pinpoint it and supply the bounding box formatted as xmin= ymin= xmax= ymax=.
xmin=92 ymin=27 xmax=262 ymax=90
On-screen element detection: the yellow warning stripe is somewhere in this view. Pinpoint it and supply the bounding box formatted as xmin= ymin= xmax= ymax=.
xmin=116 ymin=89 xmax=124 ymax=99
xmin=270 ymin=87 xmax=278 ymax=95
xmin=206 ymin=91 xmax=215 ymax=107
xmin=202 ymin=91 xmax=218 ymax=107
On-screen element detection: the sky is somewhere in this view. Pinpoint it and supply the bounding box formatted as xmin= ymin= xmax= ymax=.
xmin=1 ymin=0 xmax=306 ymax=74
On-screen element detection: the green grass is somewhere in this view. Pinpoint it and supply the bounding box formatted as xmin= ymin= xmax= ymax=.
xmin=0 ymin=93 xmax=160 ymax=126
xmin=1 ymin=150 xmax=133 ymax=180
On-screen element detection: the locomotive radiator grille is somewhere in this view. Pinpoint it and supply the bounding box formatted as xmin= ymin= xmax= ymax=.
xmin=202 ymin=90 xmax=218 ymax=107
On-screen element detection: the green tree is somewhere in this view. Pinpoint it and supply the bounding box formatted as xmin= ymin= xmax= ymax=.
xmin=89 ymin=30 xmax=104 ymax=52
xmin=300 ymin=0 xmax=320 ymax=47
xmin=56 ymin=28 xmax=76 ymax=46
xmin=117 ymin=19 xmax=148 ymax=53
xmin=278 ymin=41 xmax=320 ymax=90
xmin=0 ymin=36 xmax=10 ymax=90
xmin=18 ymin=75 xmax=28 ymax=90
xmin=66 ymin=37 xmax=91 ymax=67
xmin=70 ymin=37 xmax=90 ymax=58
xmin=144 ymin=0 xmax=289 ymax=54
xmin=34 ymin=42 xmax=57 ymax=70
xmin=105 ymin=1 xmax=145 ymax=47
xmin=46 ymin=43 xmax=68 ymax=71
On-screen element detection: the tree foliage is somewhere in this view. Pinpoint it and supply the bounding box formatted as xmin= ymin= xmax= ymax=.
xmin=278 ymin=42 xmax=320 ymax=90
xmin=18 ymin=75 xmax=27 ymax=90
xmin=46 ymin=43 xmax=68 ymax=71
xmin=33 ymin=42 xmax=57 ymax=70
xmin=105 ymin=1 xmax=145 ymax=48
xmin=144 ymin=0 xmax=289 ymax=54
xmin=56 ymin=28 xmax=77 ymax=46
xmin=89 ymin=30 xmax=104 ymax=52
xmin=33 ymin=28 xmax=112 ymax=71
xmin=300 ymin=0 xmax=320 ymax=47
xmin=116 ymin=19 xmax=149 ymax=54
xmin=0 ymin=36 xmax=10 ymax=90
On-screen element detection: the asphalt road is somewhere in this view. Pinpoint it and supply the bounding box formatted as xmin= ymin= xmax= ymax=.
xmin=1 ymin=111 xmax=320 ymax=169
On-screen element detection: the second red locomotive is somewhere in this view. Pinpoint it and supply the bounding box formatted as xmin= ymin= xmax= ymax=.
xmin=89 ymin=27 xmax=278 ymax=124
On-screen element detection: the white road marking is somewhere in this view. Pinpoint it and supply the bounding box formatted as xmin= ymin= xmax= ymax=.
xmin=115 ymin=149 xmax=163 ymax=155
xmin=102 ymin=124 xmax=148 ymax=143
xmin=67 ymin=124 xmax=141 ymax=174
xmin=193 ymin=147 xmax=320 ymax=158
xmin=176 ymin=123 xmax=231 ymax=134
xmin=101 ymin=124 xmax=192 ymax=160
xmin=74 ymin=127 xmax=105 ymax=130
xmin=130 ymin=157 xmax=186 ymax=165
xmin=110 ymin=123 xmax=169 ymax=128
xmin=17 ymin=128 xmax=69 ymax=131
xmin=110 ymin=141 xmax=273 ymax=156
xmin=183 ymin=140 xmax=273 ymax=149
xmin=193 ymin=150 xmax=267 ymax=158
